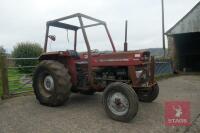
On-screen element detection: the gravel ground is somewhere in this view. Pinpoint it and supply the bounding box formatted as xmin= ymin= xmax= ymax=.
xmin=0 ymin=75 xmax=200 ymax=133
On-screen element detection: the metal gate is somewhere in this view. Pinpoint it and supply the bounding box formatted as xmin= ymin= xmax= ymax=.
xmin=155 ymin=61 xmax=173 ymax=75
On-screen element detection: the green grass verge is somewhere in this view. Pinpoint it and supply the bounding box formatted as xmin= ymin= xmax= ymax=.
xmin=8 ymin=69 xmax=33 ymax=93
xmin=155 ymin=72 xmax=200 ymax=81
xmin=0 ymin=79 xmax=2 ymax=96
xmin=180 ymin=72 xmax=200 ymax=75
xmin=0 ymin=69 xmax=32 ymax=96
xmin=155 ymin=73 xmax=177 ymax=81
xmin=8 ymin=69 xmax=22 ymax=90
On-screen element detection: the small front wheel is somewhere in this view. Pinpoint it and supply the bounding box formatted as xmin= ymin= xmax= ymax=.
xmin=138 ymin=84 xmax=159 ymax=102
xmin=102 ymin=82 xmax=139 ymax=122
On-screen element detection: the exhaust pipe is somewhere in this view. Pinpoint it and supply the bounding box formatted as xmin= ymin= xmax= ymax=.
xmin=124 ymin=20 xmax=128 ymax=52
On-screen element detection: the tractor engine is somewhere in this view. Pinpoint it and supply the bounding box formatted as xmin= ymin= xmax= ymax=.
xmin=93 ymin=65 xmax=150 ymax=88
xmin=94 ymin=67 xmax=129 ymax=88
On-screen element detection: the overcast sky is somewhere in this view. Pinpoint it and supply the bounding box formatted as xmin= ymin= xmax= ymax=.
xmin=0 ymin=0 xmax=200 ymax=52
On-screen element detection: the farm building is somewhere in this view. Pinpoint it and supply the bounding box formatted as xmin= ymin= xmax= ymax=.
xmin=166 ymin=2 xmax=200 ymax=72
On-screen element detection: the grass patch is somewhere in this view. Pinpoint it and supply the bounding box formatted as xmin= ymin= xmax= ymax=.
xmin=8 ymin=69 xmax=33 ymax=93
xmin=0 ymin=79 xmax=2 ymax=96
xmin=0 ymin=69 xmax=32 ymax=96
xmin=155 ymin=72 xmax=200 ymax=81
xmin=180 ymin=72 xmax=200 ymax=75
xmin=8 ymin=69 xmax=22 ymax=90
xmin=155 ymin=73 xmax=177 ymax=81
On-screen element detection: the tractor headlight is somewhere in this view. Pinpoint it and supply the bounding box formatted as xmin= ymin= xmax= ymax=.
xmin=134 ymin=54 xmax=141 ymax=58
xmin=144 ymin=55 xmax=149 ymax=61
xmin=136 ymin=70 xmax=147 ymax=79
xmin=136 ymin=70 xmax=143 ymax=78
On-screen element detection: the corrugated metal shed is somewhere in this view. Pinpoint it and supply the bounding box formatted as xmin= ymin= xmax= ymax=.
xmin=166 ymin=2 xmax=200 ymax=72
xmin=166 ymin=2 xmax=200 ymax=35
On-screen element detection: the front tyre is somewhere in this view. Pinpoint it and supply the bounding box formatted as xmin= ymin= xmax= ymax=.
xmin=33 ymin=60 xmax=72 ymax=107
xmin=102 ymin=82 xmax=139 ymax=122
xmin=138 ymin=84 xmax=159 ymax=102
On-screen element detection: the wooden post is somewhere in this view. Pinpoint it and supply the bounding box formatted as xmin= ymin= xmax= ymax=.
xmin=161 ymin=0 xmax=166 ymax=57
xmin=150 ymin=56 xmax=155 ymax=83
xmin=0 ymin=55 xmax=9 ymax=99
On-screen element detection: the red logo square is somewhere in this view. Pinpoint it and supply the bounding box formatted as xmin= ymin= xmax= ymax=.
xmin=165 ymin=101 xmax=191 ymax=126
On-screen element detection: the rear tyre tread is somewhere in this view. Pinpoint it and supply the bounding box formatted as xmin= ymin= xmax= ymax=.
xmin=33 ymin=60 xmax=72 ymax=107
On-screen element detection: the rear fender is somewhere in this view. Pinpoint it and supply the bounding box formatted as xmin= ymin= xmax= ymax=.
xmin=38 ymin=52 xmax=78 ymax=86
xmin=39 ymin=53 xmax=68 ymax=64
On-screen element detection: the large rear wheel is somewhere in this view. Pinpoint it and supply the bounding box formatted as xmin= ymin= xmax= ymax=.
xmin=33 ymin=60 xmax=72 ymax=107
xmin=102 ymin=82 xmax=139 ymax=122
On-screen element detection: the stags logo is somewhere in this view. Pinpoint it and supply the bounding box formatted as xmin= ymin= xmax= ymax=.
xmin=165 ymin=101 xmax=191 ymax=126
xmin=173 ymin=105 xmax=183 ymax=118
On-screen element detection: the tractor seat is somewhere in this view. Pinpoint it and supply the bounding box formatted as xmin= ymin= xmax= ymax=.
xmin=66 ymin=50 xmax=80 ymax=59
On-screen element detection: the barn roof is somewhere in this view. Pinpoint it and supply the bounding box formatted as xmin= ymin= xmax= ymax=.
xmin=166 ymin=2 xmax=200 ymax=35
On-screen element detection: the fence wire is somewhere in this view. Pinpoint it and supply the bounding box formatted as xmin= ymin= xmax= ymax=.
xmin=7 ymin=57 xmax=38 ymax=95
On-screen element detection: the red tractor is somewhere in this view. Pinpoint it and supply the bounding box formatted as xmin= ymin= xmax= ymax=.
xmin=33 ymin=13 xmax=159 ymax=122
